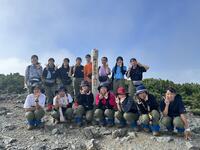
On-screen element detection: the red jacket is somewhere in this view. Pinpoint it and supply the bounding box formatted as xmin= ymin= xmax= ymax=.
xmin=95 ymin=92 xmax=117 ymax=110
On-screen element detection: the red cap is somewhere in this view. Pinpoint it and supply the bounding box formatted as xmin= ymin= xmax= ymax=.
xmin=117 ymin=87 xmax=127 ymax=95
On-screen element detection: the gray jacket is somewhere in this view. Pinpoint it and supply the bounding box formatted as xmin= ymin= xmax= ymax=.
xmin=25 ymin=65 xmax=43 ymax=85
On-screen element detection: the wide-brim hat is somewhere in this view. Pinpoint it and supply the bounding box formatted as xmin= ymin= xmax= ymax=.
xmin=80 ymin=80 xmax=90 ymax=87
xmin=98 ymin=82 xmax=110 ymax=91
xmin=135 ymin=85 xmax=147 ymax=95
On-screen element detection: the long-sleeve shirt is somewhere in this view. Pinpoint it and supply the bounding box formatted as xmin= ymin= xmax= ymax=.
xmin=77 ymin=92 xmax=94 ymax=111
xmin=95 ymin=92 xmax=117 ymax=110
xmin=137 ymin=94 xmax=159 ymax=114
xmin=119 ymin=97 xmax=138 ymax=113
xmin=84 ymin=63 xmax=92 ymax=81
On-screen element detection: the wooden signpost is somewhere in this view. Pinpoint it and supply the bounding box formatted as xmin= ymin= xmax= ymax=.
xmin=91 ymin=49 xmax=99 ymax=97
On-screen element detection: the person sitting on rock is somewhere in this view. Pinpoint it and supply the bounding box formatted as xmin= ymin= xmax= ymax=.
xmin=160 ymin=87 xmax=191 ymax=140
xmin=24 ymin=85 xmax=45 ymax=130
xmin=94 ymin=83 xmax=117 ymax=127
xmin=51 ymin=86 xmax=73 ymax=124
xmin=73 ymin=80 xmax=94 ymax=126
xmin=135 ymin=85 xmax=160 ymax=136
xmin=115 ymin=87 xmax=139 ymax=131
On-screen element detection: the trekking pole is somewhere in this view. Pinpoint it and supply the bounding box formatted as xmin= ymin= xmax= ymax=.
xmin=59 ymin=106 xmax=66 ymax=122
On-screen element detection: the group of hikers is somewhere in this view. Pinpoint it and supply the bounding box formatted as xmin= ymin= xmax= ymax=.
xmin=23 ymin=54 xmax=191 ymax=140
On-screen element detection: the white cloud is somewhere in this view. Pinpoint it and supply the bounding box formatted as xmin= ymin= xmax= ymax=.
xmin=0 ymin=57 xmax=28 ymax=75
xmin=0 ymin=49 xmax=77 ymax=75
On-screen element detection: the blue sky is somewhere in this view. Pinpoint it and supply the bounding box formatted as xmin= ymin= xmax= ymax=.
xmin=0 ymin=0 xmax=200 ymax=83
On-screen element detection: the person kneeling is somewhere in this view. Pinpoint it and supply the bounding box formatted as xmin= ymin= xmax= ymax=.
xmin=24 ymin=85 xmax=45 ymax=130
xmin=51 ymin=86 xmax=73 ymax=124
xmin=160 ymin=87 xmax=191 ymax=140
xmin=94 ymin=83 xmax=116 ymax=127
xmin=73 ymin=81 xmax=94 ymax=126
xmin=115 ymin=87 xmax=139 ymax=131
xmin=135 ymin=85 xmax=160 ymax=136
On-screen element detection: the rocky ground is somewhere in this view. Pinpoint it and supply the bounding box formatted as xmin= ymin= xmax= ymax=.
xmin=0 ymin=94 xmax=200 ymax=150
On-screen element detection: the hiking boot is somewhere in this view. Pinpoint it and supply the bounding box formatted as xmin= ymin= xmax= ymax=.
xmin=75 ymin=117 xmax=82 ymax=127
xmin=27 ymin=125 xmax=34 ymax=130
xmin=106 ymin=119 xmax=114 ymax=127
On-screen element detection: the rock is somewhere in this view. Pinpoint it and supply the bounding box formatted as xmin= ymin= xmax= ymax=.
xmin=192 ymin=127 xmax=200 ymax=135
xmin=71 ymin=142 xmax=86 ymax=150
xmin=51 ymin=144 xmax=62 ymax=150
xmin=112 ymin=129 xmax=128 ymax=139
xmin=102 ymin=130 xmax=112 ymax=136
xmin=31 ymin=143 xmax=46 ymax=150
xmin=1 ymin=136 xmax=17 ymax=145
xmin=52 ymin=128 xmax=61 ymax=135
xmin=30 ymin=136 xmax=36 ymax=140
xmin=0 ymin=141 xmax=5 ymax=149
xmin=151 ymin=136 xmax=174 ymax=143
xmin=3 ymin=124 xmax=16 ymax=131
xmin=86 ymin=139 xmax=98 ymax=150
xmin=83 ymin=127 xmax=95 ymax=139
xmin=0 ymin=107 xmax=9 ymax=116
xmin=120 ymin=132 xmax=137 ymax=143
xmin=186 ymin=141 xmax=200 ymax=150
xmin=128 ymin=132 xmax=137 ymax=138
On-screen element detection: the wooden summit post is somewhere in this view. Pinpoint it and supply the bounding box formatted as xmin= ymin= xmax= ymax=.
xmin=91 ymin=49 xmax=99 ymax=97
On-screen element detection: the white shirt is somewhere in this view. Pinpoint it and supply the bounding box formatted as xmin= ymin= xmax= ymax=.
xmin=24 ymin=94 xmax=46 ymax=109
xmin=53 ymin=94 xmax=73 ymax=107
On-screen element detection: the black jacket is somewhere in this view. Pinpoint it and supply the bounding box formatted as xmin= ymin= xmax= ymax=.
xmin=120 ymin=97 xmax=138 ymax=113
xmin=77 ymin=92 xmax=94 ymax=111
xmin=137 ymin=94 xmax=159 ymax=114
xmin=42 ymin=66 xmax=58 ymax=86
xmin=58 ymin=66 xmax=72 ymax=85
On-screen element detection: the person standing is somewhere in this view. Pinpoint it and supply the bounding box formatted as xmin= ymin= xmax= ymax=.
xmin=111 ymin=56 xmax=127 ymax=94
xmin=71 ymin=57 xmax=84 ymax=100
xmin=25 ymin=55 xmax=43 ymax=94
xmin=98 ymin=57 xmax=111 ymax=84
xmin=84 ymin=54 xmax=92 ymax=85
xmin=42 ymin=58 xmax=58 ymax=111
xmin=57 ymin=58 xmax=74 ymax=99
xmin=127 ymin=58 xmax=149 ymax=97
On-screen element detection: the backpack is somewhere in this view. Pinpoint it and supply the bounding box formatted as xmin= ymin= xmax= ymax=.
xmin=98 ymin=66 xmax=109 ymax=82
